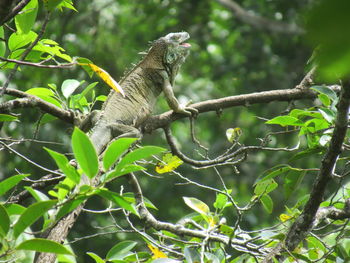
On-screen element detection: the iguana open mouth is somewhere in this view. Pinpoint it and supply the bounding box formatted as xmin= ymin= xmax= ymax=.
xmin=180 ymin=42 xmax=191 ymax=48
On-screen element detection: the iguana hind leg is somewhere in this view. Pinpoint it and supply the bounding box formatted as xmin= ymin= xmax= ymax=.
xmin=108 ymin=122 xmax=142 ymax=139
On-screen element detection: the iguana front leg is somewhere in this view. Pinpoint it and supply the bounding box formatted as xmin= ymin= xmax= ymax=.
xmin=160 ymin=71 xmax=198 ymax=116
xmin=79 ymin=110 xmax=101 ymax=132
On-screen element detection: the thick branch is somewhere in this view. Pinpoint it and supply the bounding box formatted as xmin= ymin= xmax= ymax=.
xmin=215 ymin=0 xmax=304 ymax=35
xmin=263 ymin=83 xmax=350 ymax=262
xmin=144 ymin=87 xmax=339 ymax=133
xmin=0 ymin=87 xmax=75 ymax=124
xmin=0 ymin=0 xmax=31 ymax=26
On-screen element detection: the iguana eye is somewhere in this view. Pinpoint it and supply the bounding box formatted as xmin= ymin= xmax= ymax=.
xmin=171 ymin=35 xmax=180 ymax=41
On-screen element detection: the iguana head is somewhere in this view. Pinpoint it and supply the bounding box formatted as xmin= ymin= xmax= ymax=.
xmin=162 ymin=32 xmax=191 ymax=65
xmin=142 ymin=32 xmax=191 ymax=83
xmin=161 ymin=32 xmax=191 ymax=84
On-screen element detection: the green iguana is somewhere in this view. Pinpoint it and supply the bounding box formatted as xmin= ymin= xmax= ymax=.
xmin=36 ymin=32 xmax=197 ymax=263
xmin=83 ymin=31 xmax=197 ymax=154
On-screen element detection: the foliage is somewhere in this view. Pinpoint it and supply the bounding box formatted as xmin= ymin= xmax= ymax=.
xmin=1 ymin=0 xmax=350 ymax=262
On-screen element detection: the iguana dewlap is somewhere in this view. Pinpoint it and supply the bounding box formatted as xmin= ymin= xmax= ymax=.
xmin=86 ymin=32 xmax=197 ymax=154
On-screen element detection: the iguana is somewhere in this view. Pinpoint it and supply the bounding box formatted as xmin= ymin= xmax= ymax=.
xmin=36 ymin=32 xmax=197 ymax=263
xmin=83 ymin=31 xmax=197 ymax=154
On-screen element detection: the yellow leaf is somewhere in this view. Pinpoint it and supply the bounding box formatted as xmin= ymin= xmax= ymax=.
xmin=226 ymin=127 xmax=242 ymax=143
xmin=279 ymin=213 xmax=292 ymax=222
xmin=79 ymin=63 xmax=124 ymax=97
xmin=155 ymin=153 xmax=183 ymax=174
xmin=147 ymin=244 xmax=167 ymax=259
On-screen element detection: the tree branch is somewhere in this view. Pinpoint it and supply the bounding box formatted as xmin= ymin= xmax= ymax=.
xmin=143 ymin=86 xmax=340 ymax=133
xmin=262 ymin=82 xmax=350 ymax=262
xmin=0 ymin=0 xmax=31 ymax=26
xmin=215 ymin=0 xmax=304 ymax=35
xmin=0 ymin=87 xmax=76 ymax=124
xmin=0 ymin=56 xmax=76 ymax=68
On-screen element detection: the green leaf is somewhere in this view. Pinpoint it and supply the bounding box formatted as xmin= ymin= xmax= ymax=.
xmin=97 ymin=190 xmax=138 ymax=215
xmin=0 ymin=26 xmax=5 ymax=57
xmin=13 ymin=200 xmax=57 ymax=238
xmin=266 ymin=116 xmax=304 ymax=127
xmin=289 ymin=147 xmax=324 ymax=162
xmin=213 ymin=193 xmax=229 ymax=210
xmin=16 ymin=238 xmax=73 ymax=255
xmin=318 ymin=93 xmax=331 ymax=107
xmin=117 ymin=146 xmax=165 ymax=171
xmin=260 ymin=194 xmax=273 ymax=214
xmin=76 ymin=81 xmax=98 ymax=101
xmin=15 ymin=0 xmax=38 ymax=34
xmin=0 ymin=114 xmax=18 ymax=122
xmin=254 ymin=179 xmax=278 ymax=195
xmin=0 ymin=204 xmax=10 ymax=237
xmin=184 ymin=247 xmax=201 ymax=263
xmin=77 ymin=57 xmax=94 ymax=77
xmin=45 ymin=147 xmax=80 ymax=184
xmin=103 ymin=138 xmax=138 ymax=171
xmin=4 ymin=203 xmax=26 ymax=215
xmin=26 ymin=87 xmax=55 ymax=97
xmin=104 ymin=164 xmax=145 ymax=182
xmin=0 ymin=174 xmax=29 ymax=196
xmin=61 ymin=79 xmax=82 ymax=99
xmin=318 ymin=108 xmax=336 ymax=123
xmin=284 ymin=170 xmax=306 ymax=199
xmin=311 ymin=86 xmax=338 ymax=102
xmin=106 ymin=241 xmax=137 ymax=260
xmin=26 ymin=87 xmax=62 ymax=108
xmin=71 ymin=127 xmax=98 ymax=179
xmin=24 ymin=186 xmax=49 ymax=201
xmin=257 ymin=165 xmax=295 ymax=183
xmin=56 ymin=196 xmax=86 ymax=221
xmin=8 ymin=31 xmax=37 ymax=51
xmin=183 ymin=197 xmax=210 ymax=215
xmin=87 ymin=252 xmax=105 ymax=263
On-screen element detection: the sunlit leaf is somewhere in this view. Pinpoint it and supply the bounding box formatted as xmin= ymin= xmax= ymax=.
xmin=87 ymin=252 xmax=105 ymax=263
xmin=266 ymin=116 xmax=304 ymax=127
xmin=148 ymin=244 xmax=167 ymax=259
xmin=45 ymin=147 xmax=80 ymax=184
xmin=61 ymin=79 xmax=82 ymax=99
xmin=103 ymin=137 xmax=138 ymax=171
xmin=15 ymin=0 xmax=38 ymax=34
xmin=71 ymin=127 xmax=98 ymax=179
xmin=183 ymin=197 xmax=210 ymax=215
xmin=279 ymin=213 xmax=292 ymax=222
xmin=8 ymin=31 xmax=37 ymax=51
xmin=155 ymin=153 xmax=183 ymax=174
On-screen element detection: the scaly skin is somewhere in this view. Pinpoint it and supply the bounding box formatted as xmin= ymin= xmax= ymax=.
xmin=88 ymin=32 xmax=197 ymax=154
